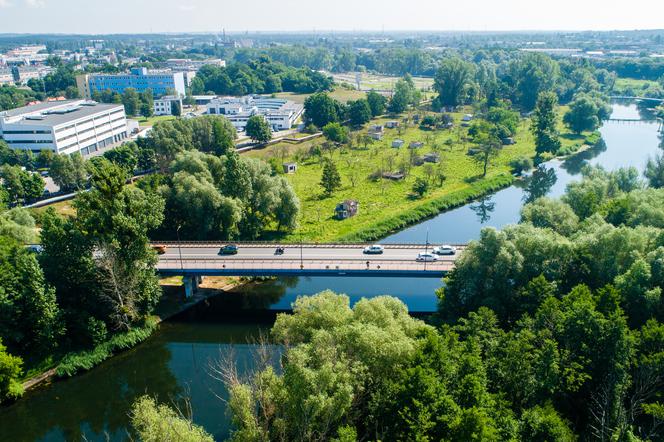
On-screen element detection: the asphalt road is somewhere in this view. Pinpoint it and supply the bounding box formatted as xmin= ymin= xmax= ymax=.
xmin=159 ymin=244 xmax=464 ymax=263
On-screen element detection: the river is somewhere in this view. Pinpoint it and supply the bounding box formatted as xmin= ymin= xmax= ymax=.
xmin=1 ymin=102 xmax=661 ymax=441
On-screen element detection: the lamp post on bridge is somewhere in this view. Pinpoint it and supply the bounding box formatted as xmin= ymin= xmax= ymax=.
xmin=176 ymin=224 xmax=184 ymax=271
xmin=424 ymin=228 xmax=429 ymax=272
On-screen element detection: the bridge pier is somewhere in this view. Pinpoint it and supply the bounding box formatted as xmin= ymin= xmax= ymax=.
xmin=183 ymin=275 xmax=203 ymax=298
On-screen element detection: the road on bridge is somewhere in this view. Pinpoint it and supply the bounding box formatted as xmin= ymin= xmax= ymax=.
xmin=155 ymin=243 xmax=467 ymax=277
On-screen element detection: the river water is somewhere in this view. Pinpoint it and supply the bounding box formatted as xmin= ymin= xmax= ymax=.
xmin=1 ymin=102 xmax=661 ymax=441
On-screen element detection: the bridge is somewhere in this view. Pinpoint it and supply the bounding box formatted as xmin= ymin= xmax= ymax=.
xmin=155 ymin=242 xmax=466 ymax=296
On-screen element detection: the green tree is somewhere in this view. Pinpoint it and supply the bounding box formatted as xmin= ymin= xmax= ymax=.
xmin=139 ymin=89 xmax=154 ymax=118
xmin=366 ymin=90 xmax=387 ymax=117
xmin=530 ymin=92 xmax=561 ymax=156
xmin=49 ymin=153 xmax=88 ymax=192
xmin=563 ymin=94 xmax=601 ymax=133
xmin=510 ymin=53 xmax=560 ymax=110
xmin=0 ymin=165 xmax=43 ymax=204
xmin=103 ymin=143 xmax=138 ymax=172
xmin=320 ymin=159 xmax=341 ymax=195
xmin=433 ymin=57 xmax=474 ymax=107
xmin=122 ymin=87 xmax=141 ymax=116
xmin=644 ymin=153 xmax=664 ymax=188
xmin=412 ymin=177 xmax=429 ymax=197
xmin=245 ymin=115 xmax=272 ymax=144
xmin=304 ymin=92 xmax=344 ymax=128
xmin=0 ymin=338 xmax=22 ymax=403
xmin=131 ymin=396 xmax=214 ymax=442
xmin=348 ymin=99 xmax=372 ymax=126
xmin=322 ymin=122 xmax=349 ymax=144
xmin=389 ymin=75 xmax=420 ymax=113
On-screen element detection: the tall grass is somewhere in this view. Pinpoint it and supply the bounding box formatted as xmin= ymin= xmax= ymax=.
xmin=337 ymin=173 xmax=514 ymax=243
xmin=55 ymin=317 xmax=159 ymax=378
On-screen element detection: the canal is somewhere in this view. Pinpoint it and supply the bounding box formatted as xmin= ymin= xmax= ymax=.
xmin=0 ymin=102 xmax=662 ymax=441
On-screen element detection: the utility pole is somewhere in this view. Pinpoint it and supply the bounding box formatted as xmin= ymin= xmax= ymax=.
xmin=424 ymin=228 xmax=429 ymax=271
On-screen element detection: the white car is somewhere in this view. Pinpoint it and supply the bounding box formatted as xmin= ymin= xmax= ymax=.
xmin=432 ymin=245 xmax=457 ymax=255
xmin=363 ymin=244 xmax=385 ymax=254
xmin=416 ymin=252 xmax=438 ymax=262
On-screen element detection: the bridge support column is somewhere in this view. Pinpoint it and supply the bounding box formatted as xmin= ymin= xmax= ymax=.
xmin=183 ymin=275 xmax=200 ymax=298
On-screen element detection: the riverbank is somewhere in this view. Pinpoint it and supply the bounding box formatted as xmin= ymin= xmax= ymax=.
xmin=18 ymin=276 xmax=248 ymax=394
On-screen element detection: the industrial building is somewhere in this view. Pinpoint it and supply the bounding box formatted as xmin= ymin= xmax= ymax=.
xmin=76 ymin=67 xmax=186 ymax=99
xmin=0 ymin=99 xmax=128 ymax=156
xmin=206 ymin=96 xmax=303 ymax=132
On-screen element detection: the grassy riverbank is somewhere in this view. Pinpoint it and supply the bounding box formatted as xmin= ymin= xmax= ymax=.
xmin=247 ymin=108 xmax=594 ymax=242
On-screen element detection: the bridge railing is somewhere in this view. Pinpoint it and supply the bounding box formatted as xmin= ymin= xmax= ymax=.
xmin=157 ymin=257 xmax=455 ymax=273
xmin=153 ymin=241 xmax=469 ymax=249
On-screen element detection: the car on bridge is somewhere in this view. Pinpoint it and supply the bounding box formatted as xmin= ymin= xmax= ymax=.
xmin=152 ymin=245 xmax=167 ymax=255
xmin=432 ymin=245 xmax=456 ymax=255
xmin=219 ymin=244 xmax=239 ymax=255
xmin=363 ymin=244 xmax=384 ymax=254
xmin=416 ymin=252 xmax=439 ymax=262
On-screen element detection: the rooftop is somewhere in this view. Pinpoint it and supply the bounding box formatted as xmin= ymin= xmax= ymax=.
xmin=1 ymin=100 xmax=124 ymax=127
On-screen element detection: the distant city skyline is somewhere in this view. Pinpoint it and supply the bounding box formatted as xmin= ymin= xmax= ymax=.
xmin=0 ymin=0 xmax=663 ymax=34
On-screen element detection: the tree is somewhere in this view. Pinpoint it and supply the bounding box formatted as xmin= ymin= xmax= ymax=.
xmin=131 ymin=396 xmax=214 ymax=442
xmin=348 ymin=99 xmax=372 ymax=126
xmin=433 ymin=57 xmax=474 ymax=107
xmin=304 ymin=92 xmax=343 ymax=127
xmin=0 ymin=338 xmax=22 ymax=403
xmin=320 ymin=160 xmax=341 ymax=195
xmin=389 ymin=76 xmax=420 ymax=114
xmin=322 ymin=122 xmax=349 ymax=144
xmin=472 ymin=127 xmax=501 ymax=177
xmin=122 ymin=88 xmax=141 ymax=116
xmin=530 ymin=92 xmax=561 ymax=156
xmin=645 ymin=153 xmax=664 ymax=188
xmin=366 ymin=90 xmax=387 ymax=117
xmin=412 ymin=177 xmax=429 ymax=197
xmin=103 ymin=143 xmax=138 ymax=172
xmin=510 ymin=53 xmax=560 ymax=110
xmin=139 ymin=89 xmax=154 ymax=118
xmin=0 ymin=237 xmax=61 ymax=357
xmin=273 ymin=179 xmax=300 ymax=231
xmin=49 ymin=153 xmax=88 ymax=192
xmin=245 ymin=115 xmax=272 ymax=144
xmin=0 ymin=165 xmax=43 ymax=204
xmin=563 ymin=94 xmax=608 ymax=134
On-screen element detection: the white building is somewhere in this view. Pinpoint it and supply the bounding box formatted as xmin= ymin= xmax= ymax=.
xmin=206 ymin=96 xmax=303 ymax=132
xmin=165 ymin=58 xmax=225 ymax=70
xmin=153 ymin=95 xmax=183 ymax=116
xmin=0 ymin=69 xmax=14 ymax=85
xmin=0 ymin=100 xmax=128 ymax=156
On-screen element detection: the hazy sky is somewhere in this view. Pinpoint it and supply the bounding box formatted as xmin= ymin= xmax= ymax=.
xmin=0 ymin=0 xmax=663 ymax=34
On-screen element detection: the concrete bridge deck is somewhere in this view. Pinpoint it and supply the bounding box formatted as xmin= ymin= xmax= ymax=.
xmin=156 ymin=242 xmax=466 ymax=279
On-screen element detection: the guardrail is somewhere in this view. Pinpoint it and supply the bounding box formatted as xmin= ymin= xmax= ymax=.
xmin=153 ymin=241 xmax=469 ymax=249
xmin=157 ymin=257 xmax=455 ymax=274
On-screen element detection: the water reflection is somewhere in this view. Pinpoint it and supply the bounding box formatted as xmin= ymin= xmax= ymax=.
xmin=521 ymin=165 xmax=558 ymax=203
xmin=470 ymin=196 xmax=496 ymax=224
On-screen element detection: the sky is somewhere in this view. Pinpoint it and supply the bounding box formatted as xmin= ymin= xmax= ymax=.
xmin=0 ymin=0 xmax=663 ymax=34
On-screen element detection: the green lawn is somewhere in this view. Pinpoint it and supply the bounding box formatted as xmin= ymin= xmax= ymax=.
xmin=136 ymin=115 xmax=177 ymax=127
xmin=613 ymin=77 xmax=660 ymax=96
xmin=276 ymin=88 xmax=368 ymax=104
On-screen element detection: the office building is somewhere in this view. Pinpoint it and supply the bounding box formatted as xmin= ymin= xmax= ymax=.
xmin=153 ymin=95 xmax=183 ymax=116
xmin=206 ymin=96 xmax=303 ymax=132
xmin=0 ymin=99 xmax=128 ymax=156
xmin=76 ymin=67 xmax=186 ymax=99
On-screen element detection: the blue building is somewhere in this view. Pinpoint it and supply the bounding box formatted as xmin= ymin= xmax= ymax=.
xmin=76 ymin=67 xmax=186 ymax=99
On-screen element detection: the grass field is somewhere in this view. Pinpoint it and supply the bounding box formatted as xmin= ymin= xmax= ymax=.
xmin=246 ymin=108 xmax=595 ymax=242
xmin=331 ymin=72 xmax=434 ymax=92
xmin=136 ymin=115 xmax=177 ymax=127
xmin=613 ymin=77 xmax=661 ymax=96
xmin=276 ymin=88 xmax=367 ymax=104
xmin=30 ymin=198 xmax=77 ymax=218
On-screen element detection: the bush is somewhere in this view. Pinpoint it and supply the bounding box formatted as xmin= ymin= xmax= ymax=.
xmin=55 ymin=317 xmax=158 ymax=377
xmin=510 ymin=156 xmax=534 ymax=174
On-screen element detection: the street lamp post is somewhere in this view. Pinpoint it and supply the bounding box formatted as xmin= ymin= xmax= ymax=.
xmin=424 ymin=228 xmax=429 ymax=271
xmin=176 ymin=224 xmax=184 ymax=271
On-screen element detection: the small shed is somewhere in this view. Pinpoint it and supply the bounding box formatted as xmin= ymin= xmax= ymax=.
xmin=392 ymin=139 xmax=404 ymax=148
xmin=283 ymin=162 xmax=297 ymax=174
xmin=423 ymin=153 xmax=441 ymax=163
xmin=369 ymin=132 xmax=383 ymax=141
xmin=502 ymin=137 xmax=515 ymax=145
xmin=409 ymin=141 xmax=424 ymax=149
xmin=335 ymin=200 xmax=359 ymax=220
xmin=382 ymin=172 xmax=405 ymax=180
xmin=386 ymin=121 xmax=400 ymax=129
xmin=462 ymin=114 xmax=474 ymax=122
xmin=368 ymin=124 xmax=384 ymax=133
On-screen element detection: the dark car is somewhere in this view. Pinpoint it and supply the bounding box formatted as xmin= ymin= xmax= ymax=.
xmin=219 ymin=244 xmax=239 ymax=255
